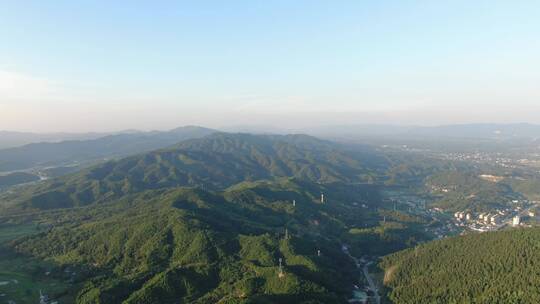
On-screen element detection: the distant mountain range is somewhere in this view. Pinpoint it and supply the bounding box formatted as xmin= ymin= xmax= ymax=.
xmin=4 ymin=122 xmax=538 ymax=191
xmin=5 ymin=123 xmax=539 ymax=152
xmin=0 ymin=126 xmax=216 ymax=172
xmin=2 ymin=123 xmax=538 ymax=174
xmin=0 ymin=130 xmax=120 ymax=149
xmin=297 ymin=123 xmax=540 ymax=141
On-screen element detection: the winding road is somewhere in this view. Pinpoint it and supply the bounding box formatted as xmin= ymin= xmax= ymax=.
xmin=342 ymin=245 xmax=381 ymax=304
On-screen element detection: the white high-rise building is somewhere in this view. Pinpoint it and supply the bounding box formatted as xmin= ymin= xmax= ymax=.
xmin=512 ymin=216 xmax=521 ymax=227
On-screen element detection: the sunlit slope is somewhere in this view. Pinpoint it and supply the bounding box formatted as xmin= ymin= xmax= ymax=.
xmin=6 ymin=133 xmax=388 ymax=210
xmin=12 ymin=179 xmax=373 ymax=303
xmin=380 ymin=228 xmax=540 ymax=304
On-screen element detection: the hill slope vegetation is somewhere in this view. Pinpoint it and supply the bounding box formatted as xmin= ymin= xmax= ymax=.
xmin=10 ymin=178 xmax=373 ymax=303
xmin=380 ymin=228 xmax=540 ymax=304
xmin=3 ymin=133 xmax=389 ymax=211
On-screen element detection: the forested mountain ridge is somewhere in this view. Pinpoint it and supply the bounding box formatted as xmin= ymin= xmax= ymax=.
xmin=0 ymin=130 xmax=113 ymax=150
xmin=0 ymin=126 xmax=216 ymax=172
xmin=9 ymin=178 xmax=373 ymax=303
xmin=380 ymin=227 xmax=540 ymax=304
xmin=3 ymin=133 xmax=389 ymax=211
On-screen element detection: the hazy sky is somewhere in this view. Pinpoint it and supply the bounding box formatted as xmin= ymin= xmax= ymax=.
xmin=1 ymin=1 xmax=539 ymax=132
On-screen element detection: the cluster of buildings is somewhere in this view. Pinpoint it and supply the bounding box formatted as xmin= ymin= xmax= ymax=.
xmin=454 ymin=211 xmax=474 ymax=221
xmin=436 ymin=151 xmax=524 ymax=169
xmin=452 ymin=207 xmax=533 ymax=232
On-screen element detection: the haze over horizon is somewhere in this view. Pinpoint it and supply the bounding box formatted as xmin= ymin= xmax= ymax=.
xmin=1 ymin=1 xmax=539 ymax=132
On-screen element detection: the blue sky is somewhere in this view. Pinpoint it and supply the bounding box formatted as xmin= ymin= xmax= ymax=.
xmin=1 ymin=1 xmax=539 ymax=131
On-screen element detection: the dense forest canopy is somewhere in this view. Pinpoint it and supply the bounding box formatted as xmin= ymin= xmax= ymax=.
xmin=380 ymin=228 xmax=540 ymax=304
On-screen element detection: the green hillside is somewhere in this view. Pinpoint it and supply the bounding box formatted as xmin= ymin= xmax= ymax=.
xmin=425 ymin=171 xmax=521 ymax=211
xmin=2 ymin=133 xmax=388 ymax=211
xmin=380 ymin=228 xmax=540 ymax=304
xmin=505 ymin=177 xmax=540 ymax=201
xmin=7 ymin=178 xmax=376 ymax=303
